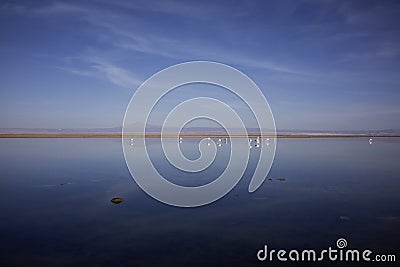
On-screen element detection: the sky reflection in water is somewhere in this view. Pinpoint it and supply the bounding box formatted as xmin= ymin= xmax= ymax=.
xmin=0 ymin=138 xmax=399 ymax=266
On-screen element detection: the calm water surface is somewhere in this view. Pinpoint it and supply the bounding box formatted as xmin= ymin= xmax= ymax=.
xmin=0 ymin=138 xmax=399 ymax=266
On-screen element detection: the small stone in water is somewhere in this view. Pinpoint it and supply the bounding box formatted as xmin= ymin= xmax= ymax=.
xmin=111 ymin=197 xmax=124 ymax=204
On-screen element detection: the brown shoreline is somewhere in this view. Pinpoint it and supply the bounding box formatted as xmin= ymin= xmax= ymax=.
xmin=1 ymin=133 xmax=399 ymax=138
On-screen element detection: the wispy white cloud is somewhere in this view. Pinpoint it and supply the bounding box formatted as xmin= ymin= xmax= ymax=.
xmin=56 ymin=58 xmax=141 ymax=89
xmin=342 ymin=41 xmax=400 ymax=62
xmin=9 ymin=0 xmax=398 ymax=87
xmin=340 ymin=1 xmax=400 ymax=27
xmin=4 ymin=1 xmax=313 ymax=77
xmin=89 ymin=60 xmax=141 ymax=88
xmin=1 ymin=1 xmax=86 ymax=15
xmin=33 ymin=2 xmax=86 ymax=14
xmin=91 ymin=20 xmax=311 ymax=76
xmin=109 ymin=0 xmax=223 ymax=19
xmin=54 ymin=66 xmax=95 ymax=77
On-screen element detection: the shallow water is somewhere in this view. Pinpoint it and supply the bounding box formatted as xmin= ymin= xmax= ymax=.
xmin=0 ymin=138 xmax=399 ymax=266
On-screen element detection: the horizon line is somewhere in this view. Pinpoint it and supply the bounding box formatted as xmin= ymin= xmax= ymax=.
xmin=1 ymin=133 xmax=399 ymax=139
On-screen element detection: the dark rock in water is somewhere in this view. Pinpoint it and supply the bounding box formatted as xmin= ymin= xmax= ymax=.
xmin=59 ymin=182 xmax=67 ymax=186
xmin=111 ymin=197 xmax=124 ymax=204
xmin=268 ymin=178 xmax=272 ymax=181
xmin=276 ymin=178 xmax=286 ymax=181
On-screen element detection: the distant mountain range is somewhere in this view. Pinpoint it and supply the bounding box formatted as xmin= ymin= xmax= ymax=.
xmin=1 ymin=127 xmax=400 ymax=136
xmin=0 ymin=127 xmax=122 ymax=134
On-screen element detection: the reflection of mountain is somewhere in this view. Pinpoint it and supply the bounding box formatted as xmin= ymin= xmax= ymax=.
xmin=1 ymin=127 xmax=400 ymax=136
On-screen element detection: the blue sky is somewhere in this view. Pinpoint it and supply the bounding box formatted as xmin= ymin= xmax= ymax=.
xmin=0 ymin=0 xmax=399 ymax=130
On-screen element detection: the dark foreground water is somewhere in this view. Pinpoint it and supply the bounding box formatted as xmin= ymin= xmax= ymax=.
xmin=0 ymin=138 xmax=399 ymax=266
